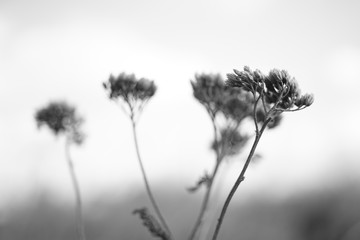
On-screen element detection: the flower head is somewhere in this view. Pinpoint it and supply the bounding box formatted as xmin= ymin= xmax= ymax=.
xmin=227 ymin=66 xmax=265 ymax=94
xmin=191 ymin=73 xmax=226 ymax=116
xmin=226 ymin=67 xmax=314 ymax=112
xmin=35 ymin=101 xmax=85 ymax=144
xmin=264 ymin=69 xmax=302 ymax=109
xmin=103 ymin=72 xmax=157 ymax=119
xmin=191 ymin=73 xmax=253 ymax=122
xmin=103 ymin=73 xmax=156 ymax=102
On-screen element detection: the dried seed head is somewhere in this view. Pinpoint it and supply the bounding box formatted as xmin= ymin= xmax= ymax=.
xmin=226 ymin=66 xmax=265 ymax=93
xmin=103 ymin=73 xmax=157 ymax=102
xmin=263 ymin=69 xmax=312 ymax=110
xmin=191 ymin=73 xmax=254 ymax=122
xmin=191 ymin=73 xmax=226 ymax=115
xmin=35 ymin=101 xmax=85 ymax=144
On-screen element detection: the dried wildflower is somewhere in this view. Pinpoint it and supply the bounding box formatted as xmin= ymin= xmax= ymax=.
xmin=35 ymin=101 xmax=87 ymax=240
xmin=189 ymin=73 xmax=259 ymax=240
xmin=103 ymin=73 xmax=157 ymax=120
xmin=227 ymin=66 xmax=313 ymax=116
xmin=35 ymin=101 xmax=85 ymax=145
xmin=104 ymin=72 xmax=172 ymax=238
xmin=212 ymin=66 xmax=314 ymax=240
xmin=133 ymin=208 xmax=169 ymax=240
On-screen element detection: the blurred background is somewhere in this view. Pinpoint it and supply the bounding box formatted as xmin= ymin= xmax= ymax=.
xmin=1 ymin=0 xmax=360 ymax=239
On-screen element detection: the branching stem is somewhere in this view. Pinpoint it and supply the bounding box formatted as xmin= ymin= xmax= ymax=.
xmin=211 ymin=118 xmax=271 ymax=240
xmin=65 ymin=138 xmax=86 ymax=240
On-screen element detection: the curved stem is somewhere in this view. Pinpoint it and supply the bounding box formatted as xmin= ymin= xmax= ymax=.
xmin=131 ymin=119 xmax=173 ymax=240
xmin=188 ymin=162 xmax=221 ymax=240
xmin=211 ymin=118 xmax=271 ymax=240
xmin=65 ymin=138 xmax=86 ymax=240
xmin=188 ymin=115 xmax=221 ymax=240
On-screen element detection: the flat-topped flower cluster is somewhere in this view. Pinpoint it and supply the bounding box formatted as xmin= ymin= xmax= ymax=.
xmin=227 ymin=66 xmax=314 ymax=112
xmin=35 ymin=101 xmax=84 ymax=145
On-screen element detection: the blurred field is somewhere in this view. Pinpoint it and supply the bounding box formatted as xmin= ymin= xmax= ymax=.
xmin=1 ymin=182 xmax=360 ymax=240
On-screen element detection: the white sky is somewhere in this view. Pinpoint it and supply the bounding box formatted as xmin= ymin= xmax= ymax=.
xmin=1 ymin=0 xmax=360 ymax=206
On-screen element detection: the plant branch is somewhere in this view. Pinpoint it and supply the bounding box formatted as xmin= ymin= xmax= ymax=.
xmin=65 ymin=138 xmax=86 ymax=240
xmin=131 ymin=118 xmax=173 ymax=240
xmin=211 ymin=118 xmax=271 ymax=240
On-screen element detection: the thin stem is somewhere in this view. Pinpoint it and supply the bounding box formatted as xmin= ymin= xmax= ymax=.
xmin=253 ymin=94 xmax=261 ymax=135
xmin=188 ymin=113 xmax=243 ymax=240
xmin=131 ymin=118 xmax=173 ymax=240
xmin=65 ymin=138 xmax=86 ymax=240
xmin=189 ymin=162 xmax=221 ymax=240
xmin=188 ymin=116 xmax=221 ymax=240
xmin=211 ymin=118 xmax=271 ymax=240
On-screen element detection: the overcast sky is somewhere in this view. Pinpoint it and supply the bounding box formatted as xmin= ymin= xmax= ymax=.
xmin=1 ymin=0 xmax=360 ymax=207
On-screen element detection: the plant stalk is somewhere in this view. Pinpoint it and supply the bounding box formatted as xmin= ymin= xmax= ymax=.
xmin=211 ymin=119 xmax=270 ymax=240
xmin=131 ymin=120 xmax=173 ymax=240
xmin=188 ymin=116 xmax=221 ymax=240
xmin=65 ymin=138 xmax=86 ymax=240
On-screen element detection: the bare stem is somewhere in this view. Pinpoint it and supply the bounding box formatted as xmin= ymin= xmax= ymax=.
xmin=211 ymin=118 xmax=271 ymax=240
xmin=65 ymin=138 xmax=86 ymax=240
xmin=131 ymin=118 xmax=173 ymax=240
xmin=188 ymin=114 xmax=225 ymax=240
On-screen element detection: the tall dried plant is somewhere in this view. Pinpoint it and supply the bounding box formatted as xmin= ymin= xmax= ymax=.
xmin=35 ymin=101 xmax=86 ymax=240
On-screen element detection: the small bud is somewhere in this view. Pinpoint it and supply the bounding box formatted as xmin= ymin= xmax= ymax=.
xmin=233 ymin=69 xmax=243 ymax=76
xmin=303 ymin=93 xmax=314 ymax=106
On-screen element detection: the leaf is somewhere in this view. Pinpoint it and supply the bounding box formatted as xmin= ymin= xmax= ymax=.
xmin=133 ymin=207 xmax=169 ymax=240
xmin=187 ymin=172 xmax=211 ymax=193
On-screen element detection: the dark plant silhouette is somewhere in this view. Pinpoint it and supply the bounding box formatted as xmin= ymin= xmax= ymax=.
xmin=35 ymin=101 xmax=86 ymax=240
xmin=211 ymin=66 xmax=314 ymax=240
xmin=189 ymin=73 xmax=281 ymax=240
xmin=103 ymin=73 xmax=173 ymax=240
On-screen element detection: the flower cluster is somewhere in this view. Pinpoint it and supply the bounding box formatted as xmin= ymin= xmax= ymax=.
xmin=191 ymin=74 xmax=227 ymax=117
xmin=35 ymin=101 xmax=84 ymax=144
xmin=191 ymin=73 xmax=284 ymax=161
xmin=227 ymin=66 xmax=314 ymax=112
xmin=211 ymin=128 xmax=249 ymax=158
xmin=103 ymin=73 xmax=157 ymax=120
xmin=191 ymin=73 xmax=253 ymax=122
xmin=103 ymin=73 xmax=156 ymax=103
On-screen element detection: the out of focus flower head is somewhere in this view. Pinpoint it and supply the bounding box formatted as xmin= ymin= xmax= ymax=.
xmin=191 ymin=73 xmax=226 ymax=117
xmin=35 ymin=101 xmax=85 ymax=145
xmin=191 ymin=73 xmax=253 ymax=122
xmin=211 ymin=128 xmax=249 ymax=158
xmin=103 ymin=73 xmax=157 ymax=119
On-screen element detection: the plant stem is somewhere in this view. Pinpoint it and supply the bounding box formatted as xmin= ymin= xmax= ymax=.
xmin=189 ymin=162 xmax=221 ymax=240
xmin=65 ymin=138 xmax=86 ymax=240
xmin=211 ymin=119 xmax=270 ymax=240
xmin=131 ymin=119 xmax=173 ymax=240
xmin=188 ymin=116 xmax=221 ymax=240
